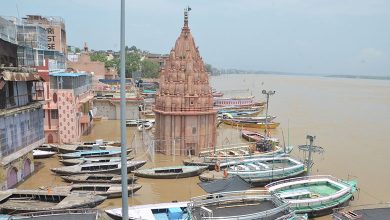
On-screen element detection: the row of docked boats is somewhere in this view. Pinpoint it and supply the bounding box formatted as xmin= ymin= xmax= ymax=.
xmin=104 ymin=174 xmax=357 ymax=219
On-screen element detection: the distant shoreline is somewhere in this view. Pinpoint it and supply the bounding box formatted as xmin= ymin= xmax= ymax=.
xmin=212 ymin=72 xmax=390 ymax=81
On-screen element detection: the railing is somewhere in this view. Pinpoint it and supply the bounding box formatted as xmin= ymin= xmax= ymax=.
xmin=265 ymin=175 xmax=346 ymax=189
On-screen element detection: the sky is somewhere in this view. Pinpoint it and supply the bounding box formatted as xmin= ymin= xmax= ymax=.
xmin=1 ymin=0 xmax=390 ymax=76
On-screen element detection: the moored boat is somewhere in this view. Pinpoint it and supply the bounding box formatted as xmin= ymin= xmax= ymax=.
xmin=332 ymin=204 xmax=390 ymax=220
xmin=183 ymin=143 xmax=290 ymax=169
xmin=60 ymin=174 xmax=137 ymax=184
xmin=51 ymin=160 xmax=146 ymax=175
xmin=33 ymin=150 xmax=56 ymax=159
xmin=50 ymin=183 xmax=142 ymax=199
xmin=137 ymin=122 xmax=154 ymax=131
xmin=58 ymin=149 xmax=131 ymax=159
xmin=59 ymin=156 xmax=133 ymax=166
xmin=134 ymin=166 xmax=207 ymax=179
xmin=241 ymin=129 xmax=279 ymax=143
xmin=199 ymin=157 xmax=305 ymax=186
xmin=53 ymin=144 xmax=120 ymax=154
xmin=0 ymin=189 xmax=106 ymax=214
xmin=11 ymin=209 xmax=99 ymax=220
xmin=105 ymin=191 xmax=306 ymax=220
xmin=126 ymin=119 xmax=155 ymax=127
xmin=70 ymin=139 xmax=121 ymax=147
xmin=214 ymin=96 xmax=266 ymax=107
xmin=222 ymin=118 xmax=280 ymax=129
xmin=105 ymin=201 xmax=189 ymax=220
xmin=265 ymin=175 xmax=358 ymax=217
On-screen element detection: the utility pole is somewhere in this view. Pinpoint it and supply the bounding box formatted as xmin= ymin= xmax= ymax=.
xmin=298 ymin=135 xmax=324 ymax=175
xmin=119 ymin=0 xmax=128 ymax=219
xmin=262 ymin=90 xmax=275 ymax=138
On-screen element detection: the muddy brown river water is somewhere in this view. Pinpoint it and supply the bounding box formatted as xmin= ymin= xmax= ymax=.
xmin=19 ymin=74 xmax=390 ymax=219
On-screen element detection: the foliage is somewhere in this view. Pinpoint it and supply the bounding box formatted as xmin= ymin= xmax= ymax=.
xmin=141 ymin=59 xmax=160 ymax=78
xmin=75 ymin=47 xmax=81 ymax=53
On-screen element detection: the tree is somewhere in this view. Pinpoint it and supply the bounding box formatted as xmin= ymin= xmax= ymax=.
xmin=141 ymin=59 xmax=160 ymax=78
xmin=205 ymin=63 xmax=213 ymax=73
xmin=75 ymin=47 xmax=81 ymax=53
xmin=90 ymin=52 xmax=107 ymax=62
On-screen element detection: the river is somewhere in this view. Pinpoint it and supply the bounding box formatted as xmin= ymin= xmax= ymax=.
xmin=19 ymin=74 xmax=390 ymax=219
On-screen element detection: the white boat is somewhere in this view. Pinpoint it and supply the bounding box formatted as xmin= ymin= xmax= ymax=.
xmin=33 ymin=150 xmax=56 ymax=159
xmin=137 ymin=122 xmax=154 ymax=131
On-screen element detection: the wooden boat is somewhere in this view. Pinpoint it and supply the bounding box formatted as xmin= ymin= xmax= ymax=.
xmin=93 ymin=116 xmax=102 ymax=121
xmin=265 ymin=175 xmax=358 ymax=217
xmin=133 ymin=166 xmax=207 ymax=179
xmin=58 ymin=149 xmax=131 ymax=159
xmin=241 ymin=129 xmax=279 ymax=143
xmin=60 ymin=174 xmax=137 ymax=184
xmin=71 ymin=139 xmax=121 ymax=147
xmin=141 ymin=110 xmax=156 ymax=118
xmin=36 ymin=144 xmax=57 ymax=151
xmin=126 ymin=119 xmax=155 ymax=127
xmin=188 ymin=190 xmax=300 ymax=219
xmin=12 ymin=209 xmax=99 ymax=220
xmin=214 ymin=96 xmax=266 ymax=107
xmin=137 ymin=122 xmax=154 ymax=131
xmin=222 ymin=118 xmax=280 ymax=129
xmin=332 ymin=204 xmax=390 ymax=220
xmin=59 ymin=156 xmax=133 ymax=166
xmin=33 ymin=150 xmax=56 ymax=159
xmin=105 ymin=191 xmax=306 ymax=220
xmin=50 ymin=183 xmax=142 ymax=199
xmin=199 ymin=157 xmax=305 ymax=186
xmin=183 ymin=143 xmax=291 ymax=169
xmin=53 ymin=144 xmax=120 ymax=154
xmin=0 ymin=189 xmax=106 ymax=214
xmin=105 ymin=201 xmax=190 ymax=220
xmin=218 ymin=110 xmax=261 ymax=118
xmin=51 ymin=160 xmax=146 ymax=175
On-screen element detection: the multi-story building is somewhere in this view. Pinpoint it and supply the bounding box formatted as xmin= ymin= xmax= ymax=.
xmin=0 ymin=67 xmax=44 ymax=189
xmin=22 ymin=15 xmax=67 ymax=55
xmin=43 ymin=72 xmax=94 ymax=143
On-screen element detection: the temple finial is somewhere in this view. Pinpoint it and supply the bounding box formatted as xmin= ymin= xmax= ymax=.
xmin=184 ymin=6 xmax=191 ymax=27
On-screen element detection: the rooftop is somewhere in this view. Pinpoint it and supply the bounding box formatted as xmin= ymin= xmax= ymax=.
xmin=49 ymin=72 xmax=88 ymax=77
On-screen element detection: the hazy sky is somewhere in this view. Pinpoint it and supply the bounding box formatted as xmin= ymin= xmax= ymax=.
xmin=1 ymin=0 xmax=390 ymax=75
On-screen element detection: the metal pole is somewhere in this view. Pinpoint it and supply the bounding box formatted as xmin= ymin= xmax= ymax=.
xmin=119 ymin=0 xmax=128 ymax=219
xmin=264 ymin=93 xmax=269 ymax=138
xmin=307 ymin=135 xmax=314 ymax=175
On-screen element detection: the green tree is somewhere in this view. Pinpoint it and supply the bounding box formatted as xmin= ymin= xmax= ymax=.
xmin=141 ymin=59 xmax=160 ymax=78
xmin=90 ymin=52 xmax=107 ymax=62
xmin=75 ymin=47 xmax=81 ymax=53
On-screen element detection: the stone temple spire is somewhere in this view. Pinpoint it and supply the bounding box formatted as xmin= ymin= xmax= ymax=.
xmin=153 ymin=8 xmax=217 ymax=156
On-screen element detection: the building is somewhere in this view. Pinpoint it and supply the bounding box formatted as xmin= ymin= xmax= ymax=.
xmin=0 ymin=67 xmax=45 ymax=189
xmin=67 ymin=53 xmax=117 ymax=81
xmin=153 ymin=10 xmax=217 ymax=155
xmin=22 ymin=15 xmax=67 ymax=55
xmin=43 ymin=72 xmax=94 ymax=143
xmin=0 ymin=17 xmax=17 ymax=67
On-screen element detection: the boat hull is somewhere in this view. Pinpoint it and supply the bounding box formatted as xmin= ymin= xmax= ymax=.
xmin=223 ymin=119 xmax=280 ymax=129
xmin=134 ymin=166 xmax=207 ymax=179
xmin=60 ymin=174 xmax=137 ymax=184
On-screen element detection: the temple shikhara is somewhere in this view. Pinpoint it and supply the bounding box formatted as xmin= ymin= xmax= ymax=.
xmin=153 ymin=9 xmax=217 ymax=155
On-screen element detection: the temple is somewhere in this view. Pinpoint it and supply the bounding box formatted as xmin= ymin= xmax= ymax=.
xmin=153 ymin=8 xmax=217 ymax=155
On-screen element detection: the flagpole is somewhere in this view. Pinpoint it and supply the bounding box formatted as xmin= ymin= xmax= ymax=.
xmin=119 ymin=0 xmax=128 ymax=219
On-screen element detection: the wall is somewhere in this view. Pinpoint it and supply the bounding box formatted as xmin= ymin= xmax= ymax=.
xmin=94 ymin=99 xmax=141 ymax=120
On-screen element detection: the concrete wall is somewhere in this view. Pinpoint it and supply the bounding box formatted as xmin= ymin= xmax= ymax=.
xmin=94 ymin=99 xmax=141 ymax=120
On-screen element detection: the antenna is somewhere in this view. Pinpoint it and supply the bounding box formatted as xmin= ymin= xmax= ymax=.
xmin=298 ymin=135 xmax=324 ymax=175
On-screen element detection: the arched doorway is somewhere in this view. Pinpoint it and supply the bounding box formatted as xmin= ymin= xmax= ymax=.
xmin=22 ymin=159 xmax=31 ymax=179
xmin=7 ymin=167 xmax=18 ymax=189
xmin=47 ymin=134 xmax=53 ymax=143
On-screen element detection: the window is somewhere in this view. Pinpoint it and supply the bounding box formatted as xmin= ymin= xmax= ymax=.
xmin=51 ymin=110 xmax=59 ymax=119
xmin=192 ymin=127 xmax=196 ymax=134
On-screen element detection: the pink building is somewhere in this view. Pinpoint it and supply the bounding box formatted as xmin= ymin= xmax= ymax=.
xmin=153 ymin=10 xmax=217 ymax=155
xmin=43 ymin=72 xmax=94 ymax=144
